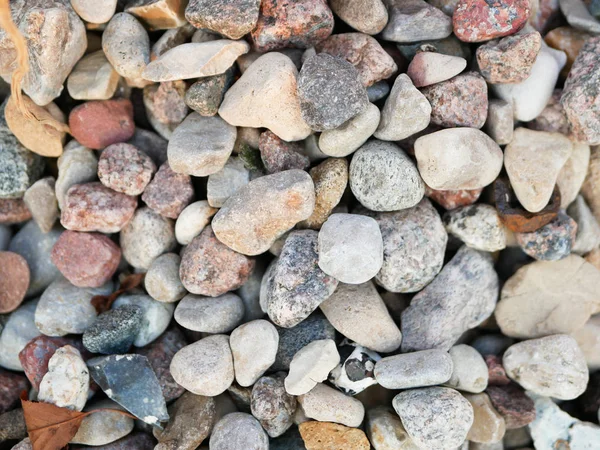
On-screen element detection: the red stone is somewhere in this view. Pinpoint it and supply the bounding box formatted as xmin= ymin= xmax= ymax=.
xmin=98 ymin=143 xmax=157 ymax=196
xmin=453 ymin=0 xmax=531 ymax=43
xmin=250 ymin=0 xmax=334 ymax=52
xmin=60 ymin=182 xmax=138 ymax=233
xmin=486 ymin=383 xmax=536 ymax=429
xmin=425 ymin=185 xmax=483 ymax=210
xmin=137 ymin=328 xmax=187 ymax=402
xmin=51 ymin=230 xmax=121 ymax=288
xmin=69 ymin=99 xmax=135 ymax=150
xmin=259 ymin=131 xmax=310 ymax=174
xmin=0 ymin=369 xmax=29 ymax=414
xmin=141 ymin=162 xmax=194 ymax=219
xmin=0 ymin=198 xmax=31 ymax=224
xmin=0 ymin=252 xmax=29 ymax=314
xmin=485 ymin=354 xmax=511 ymax=386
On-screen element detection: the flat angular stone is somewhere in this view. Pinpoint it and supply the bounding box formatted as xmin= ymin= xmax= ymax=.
xmin=382 ymin=0 xmax=452 ymax=43
xmin=126 ymin=0 xmax=187 ymax=30
xmin=407 ymin=51 xmax=467 ymax=88
xmin=477 ymin=32 xmax=542 ymax=83
xmin=329 ymin=0 xmax=388 ymax=35
xmin=88 ymin=354 xmax=168 ymax=426
xmin=82 ymin=306 xmax=143 ymax=354
xmin=70 ymin=399 xmax=134 ymax=446
xmin=401 ymin=246 xmax=499 ymax=352
xmin=444 ymin=204 xmax=507 ymax=252
xmin=23 ymin=177 xmax=59 ymax=233
xmin=185 ymin=0 xmax=260 ymax=39
xmin=102 ymin=13 xmax=149 ymax=79
xmin=285 ymin=339 xmax=340 ymax=396
xmin=453 ymin=0 xmax=531 ymax=42
xmin=299 ymin=421 xmax=370 ymax=450
xmin=486 ymin=383 xmax=535 ymax=429
xmin=374 ymin=350 xmax=453 ymax=390
xmin=67 ymin=50 xmax=120 ymax=100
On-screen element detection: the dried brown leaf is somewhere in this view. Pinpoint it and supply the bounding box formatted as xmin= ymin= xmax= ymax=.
xmin=90 ymin=272 xmax=146 ymax=314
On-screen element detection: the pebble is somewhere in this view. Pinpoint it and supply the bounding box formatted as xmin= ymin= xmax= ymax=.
xmin=71 ymin=399 xmax=134 ymax=446
xmin=179 ymin=226 xmax=255 ymax=297
xmin=170 ymin=335 xmax=234 ymax=396
xmin=0 ymin=126 xmax=44 ymax=199
xmin=318 ymin=214 xmax=383 ymax=284
xmin=38 ymin=345 xmax=89 ymax=411
xmin=486 ymin=383 xmax=535 ymax=429
xmin=67 ymin=50 xmax=120 ymax=100
xmin=492 ymin=45 xmax=566 ymax=122
xmin=415 ymin=128 xmax=503 ymax=190
xmin=421 ymin=71 xmax=488 ymax=129
xmin=56 ymin=142 xmax=98 ymax=209
xmin=184 ymin=70 xmax=233 ymax=117
xmin=465 ymin=393 xmax=506 ymax=444
xmin=445 ymin=346 xmax=489 ymax=395
xmin=407 ymin=52 xmax=466 ymax=88
xmin=125 ymin=0 xmax=187 ymax=29
xmin=484 ymin=99 xmax=514 ymax=145
xmin=401 ymin=246 xmax=499 ymax=352
xmin=88 ymin=354 xmax=168 ymax=426
xmin=51 ymin=230 xmax=120 ymax=288
xmin=69 ymin=99 xmax=136 ymax=150
xmin=485 ymin=353 xmax=512 ymax=384
xmin=561 ymin=36 xmax=600 ymax=145
xmin=560 ymin=0 xmax=600 ymax=33
xmin=175 ymin=293 xmax=244 ymax=333
xmin=0 ymin=410 xmax=27 ymax=446
xmin=82 ymin=305 xmax=143 ymax=354
xmin=143 ymin=81 xmax=188 ymax=139
xmin=367 ymin=81 xmax=390 ymax=102
xmin=557 ymin=142 xmax=590 ymax=208
xmin=545 ymin=25 xmax=592 ymax=77
xmin=144 ymin=253 xmax=186 ymax=303
xmin=251 ymin=373 xmax=297 ymax=437
xmin=375 ymin=349 xmax=453 ymax=390
xmin=367 ymin=407 xmax=421 ymax=450
xmin=71 ymin=0 xmax=117 ymax=24
xmin=35 ymin=277 xmax=112 ymax=336
xmin=219 ymin=53 xmax=311 ymax=141
xmin=143 ymin=40 xmax=249 ymax=82
xmin=350 ymin=140 xmax=424 ymax=211
xmin=142 ymin=162 xmax=194 ymax=219
xmin=209 ymin=412 xmax=269 ymax=450
xmin=61 ymin=182 xmax=137 ymax=233
xmin=0 ymin=369 xmax=29 ymax=414
xmin=477 ymin=32 xmax=542 ymax=83
xmin=320 ymin=282 xmax=402 ymax=353
xmin=168 ymin=113 xmax=237 ymax=177
xmin=185 ymin=0 xmax=259 ymax=39
xmin=266 ymin=230 xmax=338 ymax=327
xmin=374 ymin=74 xmax=431 ymax=141
xmin=0 ymin=198 xmax=31 ymax=225
xmin=503 ymin=334 xmax=588 ymax=400
xmin=98 ymin=143 xmax=155 ymax=196
xmin=299 ymin=421 xmax=370 ymax=450
xmin=382 ymin=0 xmax=452 ymax=43
xmin=298 ymin=54 xmax=368 ymax=131
xmin=444 ymin=204 xmax=507 ymax=252
xmin=285 ymin=339 xmax=340 ymax=396
xmin=453 ymin=0 xmax=530 ymax=42
xmin=250 ymin=0 xmax=334 ymax=51
xmin=0 ymin=251 xmax=29 ymax=314
xmin=319 ymin=104 xmax=379 ymax=158
xmin=229 ymin=320 xmax=278 ymax=387
xmin=299 ymin=382 xmax=365 ymax=428
xmin=515 ymin=210 xmax=577 ymax=260
xmin=174 ymin=200 xmax=217 ymax=246
xmin=259 ymin=131 xmax=310 ymax=174
xmin=316 ymin=33 xmax=397 ymax=87
xmin=23 ymin=177 xmax=58 ymax=233
xmin=212 ymin=169 xmax=315 ymax=255
xmin=505 ymin=128 xmax=572 ymax=213
xmin=112 ymin=294 xmax=174 ymax=347
xmin=392 ymin=387 xmax=474 ymax=450
xmin=120 ymin=207 xmax=176 ymax=269
xmin=0 ymin=300 xmax=40 ymax=370
xmin=0 ymin=0 xmax=86 ymax=106
xmin=329 ymin=0 xmax=388 ymax=35
xmin=102 ymin=13 xmax=149 ymax=79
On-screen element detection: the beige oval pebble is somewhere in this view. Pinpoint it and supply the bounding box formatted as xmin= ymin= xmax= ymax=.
xmin=67 ymin=50 xmax=121 ymax=101
xmin=407 ymin=52 xmax=467 ymax=87
xmin=319 ymin=104 xmax=380 ymax=157
xmin=230 ymin=320 xmax=279 ymax=387
xmin=102 ymin=13 xmax=150 ymax=79
xmin=175 ymin=200 xmax=217 ymax=245
xmin=299 ymin=383 xmax=365 ymax=428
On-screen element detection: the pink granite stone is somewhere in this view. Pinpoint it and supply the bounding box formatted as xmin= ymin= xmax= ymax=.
xmin=142 ymin=162 xmax=194 ymax=219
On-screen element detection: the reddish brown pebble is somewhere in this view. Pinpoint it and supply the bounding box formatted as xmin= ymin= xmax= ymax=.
xmin=485 ymin=354 xmax=511 ymax=386
xmin=98 ymin=143 xmax=157 ymax=196
xmin=453 ymin=0 xmax=531 ymax=43
xmin=259 ymin=131 xmax=310 ymax=174
xmin=486 ymin=383 xmax=536 ymax=429
xmin=0 ymin=369 xmax=29 ymax=414
xmin=0 ymin=198 xmax=31 ymax=224
xmin=142 ymin=162 xmax=194 ymax=219
xmin=51 ymin=230 xmax=121 ymax=288
xmin=0 ymin=252 xmax=30 ymax=314
xmin=495 ymin=178 xmax=560 ymax=233
xmin=61 ymin=182 xmax=138 ymax=233
xmin=69 ymin=99 xmax=136 ymax=150
xmin=137 ymin=328 xmax=187 ymax=402
xmin=421 ymin=71 xmax=488 ymax=129
xmin=425 ymin=184 xmax=483 ymax=210
xmin=250 ymin=0 xmax=334 ymax=52
xmin=545 ymin=26 xmax=591 ymax=77
xmin=315 ymin=33 xmax=398 ymax=87
xmin=179 ymin=226 xmax=255 ymax=297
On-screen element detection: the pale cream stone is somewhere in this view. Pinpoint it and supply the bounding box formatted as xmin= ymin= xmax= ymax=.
xmin=67 ymin=50 xmax=120 ymax=100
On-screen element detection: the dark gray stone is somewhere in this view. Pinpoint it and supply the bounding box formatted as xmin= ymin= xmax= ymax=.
xmin=251 ymin=372 xmax=296 ymax=438
xmin=184 ymin=67 xmax=234 ymax=116
xmin=83 ymin=305 xmax=143 ymax=354
xmin=269 ymin=426 xmax=305 ymax=450
xmin=127 ymin=128 xmax=168 ymax=166
xmin=266 ymin=230 xmax=338 ymax=328
xmin=297 ymin=54 xmax=368 ymax=131
xmin=87 ymin=354 xmax=169 ymax=427
xmin=366 ymin=80 xmax=390 ymax=102
xmin=71 ymin=431 xmax=156 ymax=450
xmin=272 ymin=312 xmax=336 ymax=371
xmin=185 ymin=0 xmax=261 ymax=40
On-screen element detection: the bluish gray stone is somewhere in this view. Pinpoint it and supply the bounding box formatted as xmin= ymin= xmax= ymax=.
xmin=83 ymin=305 xmax=143 ymax=354
xmin=367 ymin=81 xmax=390 ymax=102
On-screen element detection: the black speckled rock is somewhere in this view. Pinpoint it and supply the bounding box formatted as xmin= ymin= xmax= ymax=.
xmin=297 ymin=54 xmax=368 ymax=131
xmin=515 ymin=210 xmax=578 ymax=261
xmin=185 ymin=0 xmax=261 ymax=40
xmin=83 ymin=305 xmax=143 ymax=355
xmin=87 ymin=354 xmax=169 ymax=427
xmin=184 ymin=68 xmax=235 ymax=117
xmin=251 ymin=372 xmax=296 ymax=438
xmin=272 ymin=312 xmax=336 ymax=371
xmin=266 ymin=230 xmax=338 ymax=328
